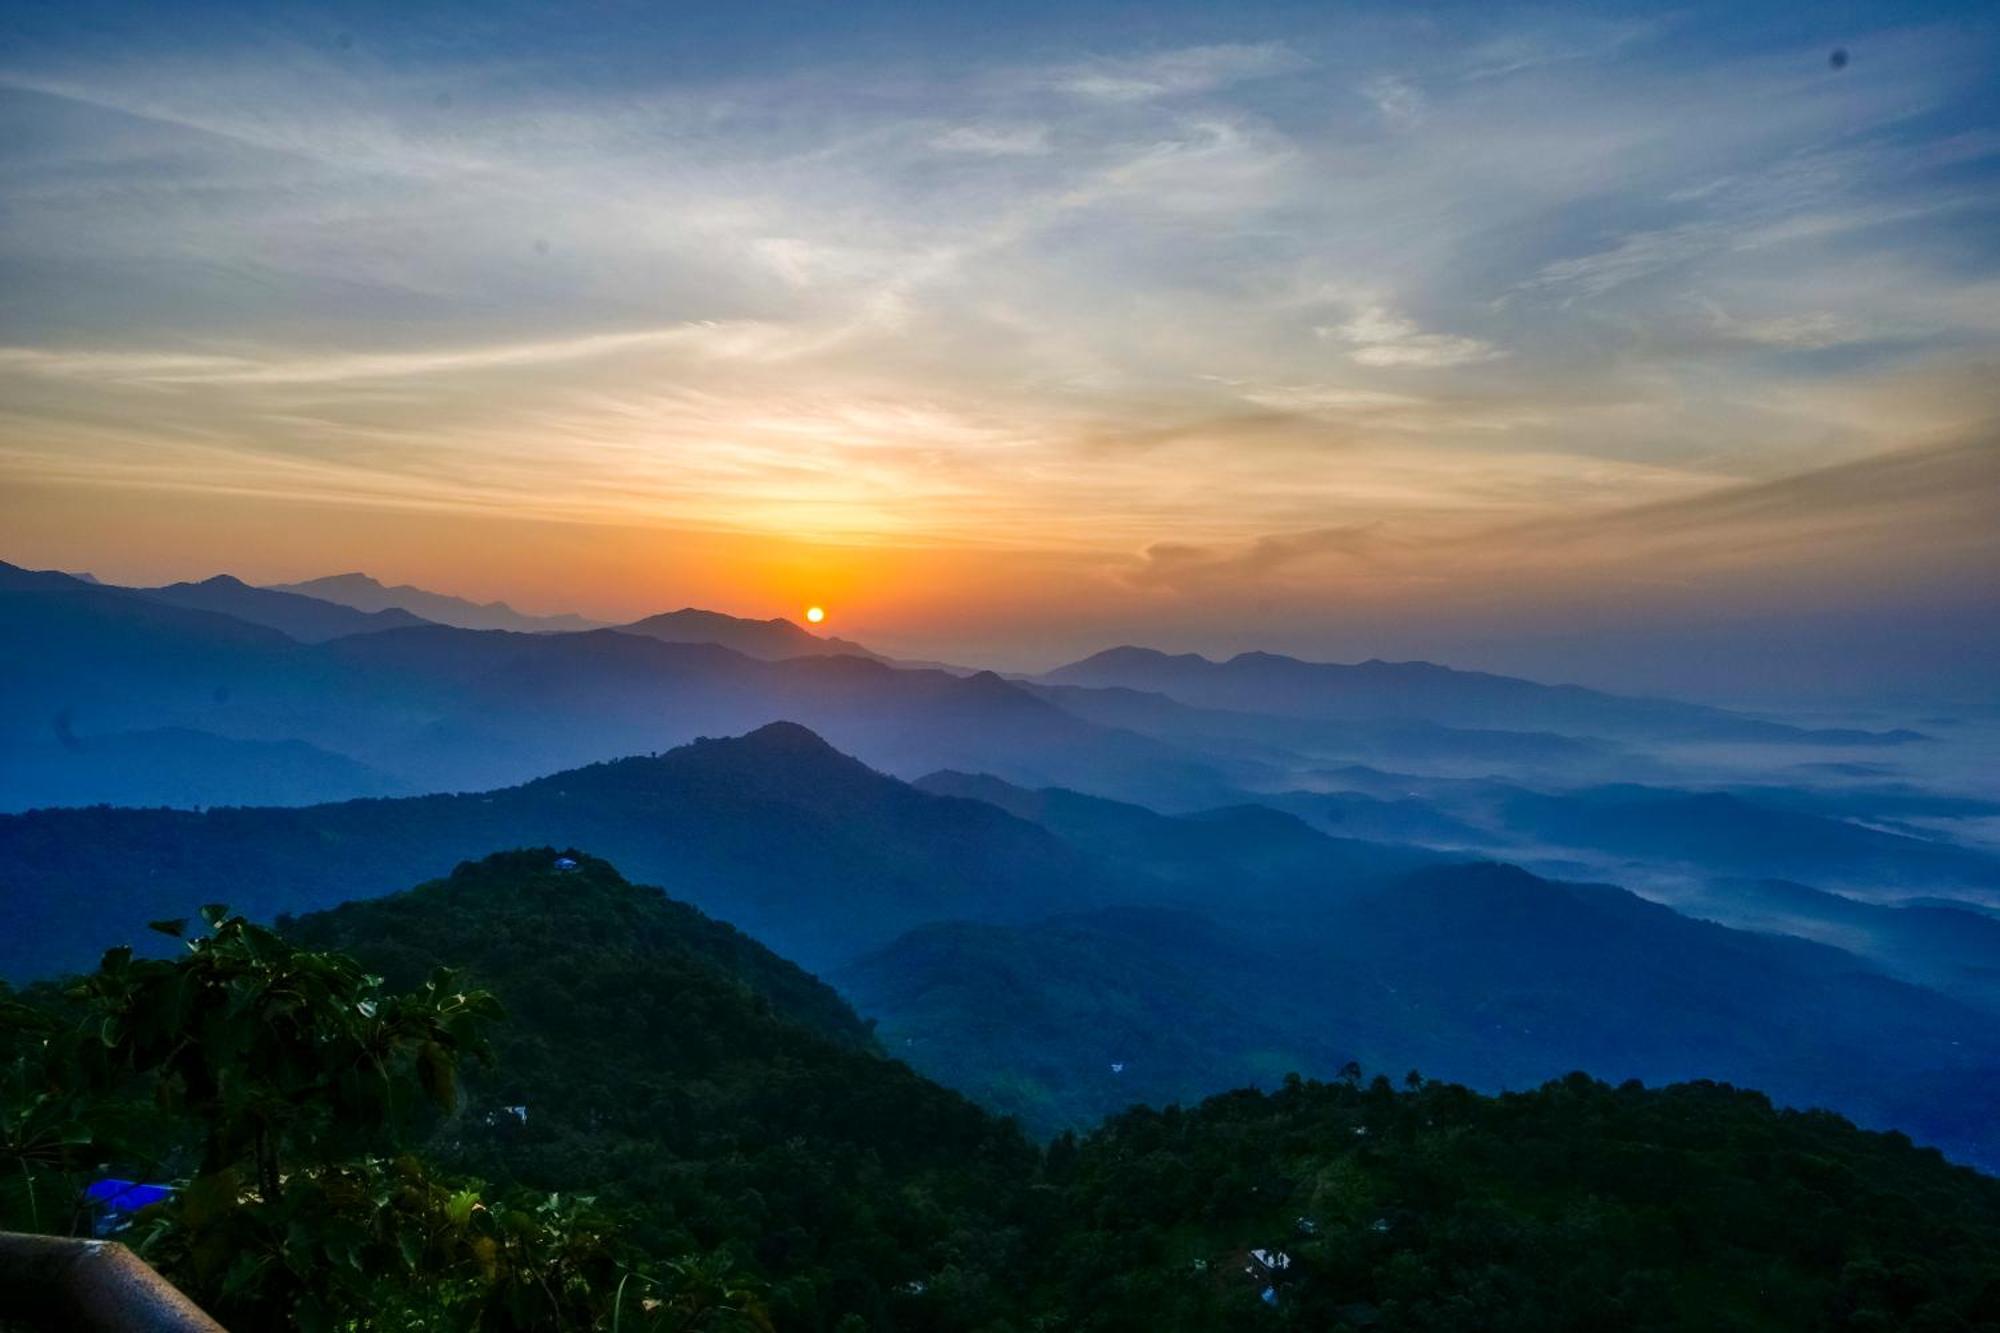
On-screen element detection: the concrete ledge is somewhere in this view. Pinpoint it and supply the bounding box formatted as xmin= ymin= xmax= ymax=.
xmin=0 ymin=1232 xmax=226 ymax=1332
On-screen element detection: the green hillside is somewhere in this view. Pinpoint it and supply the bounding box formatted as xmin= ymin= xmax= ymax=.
xmin=281 ymin=850 xmax=1040 ymax=1330
xmin=11 ymin=849 xmax=2000 ymax=1331
xmin=1032 ymin=1073 xmax=2000 ymax=1332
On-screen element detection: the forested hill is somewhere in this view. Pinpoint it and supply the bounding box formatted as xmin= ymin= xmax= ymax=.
xmin=1036 ymin=1072 xmax=2000 ymax=1332
xmin=0 ymin=721 xmax=1101 ymax=979
xmin=281 ymin=850 xmax=1042 ymax=1330
xmin=275 ymin=850 xmax=2000 ymax=1332
xmin=286 ymin=848 xmax=872 ymax=1049
xmin=14 ymin=847 xmax=2000 ymax=1330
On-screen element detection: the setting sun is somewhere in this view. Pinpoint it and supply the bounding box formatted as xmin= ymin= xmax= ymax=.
xmin=805 ymin=606 xmax=826 ymax=624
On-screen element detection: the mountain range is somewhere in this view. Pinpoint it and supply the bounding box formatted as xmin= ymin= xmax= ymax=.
xmin=8 ymin=717 xmax=2000 ymax=1170
xmin=617 ymin=607 xmax=881 ymax=660
xmin=269 ymin=571 xmax=607 ymax=632
xmin=0 ymin=561 xmax=1233 ymax=810
xmin=133 ymin=574 xmax=434 ymax=641
xmin=1041 ymin=646 xmax=1925 ymax=746
xmin=1256 ymin=768 xmax=2000 ymax=902
xmin=9 ymin=555 xmax=1996 ymax=914
xmin=1672 ymin=876 xmax=2000 ymax=1013
xmin=256 ymin=849 xmax=2000 ymax=1330
xmin=844 ymin=856 xmax=2000 ymax=1165
xmin=0 ymin=722 xmax=1103 ymax=976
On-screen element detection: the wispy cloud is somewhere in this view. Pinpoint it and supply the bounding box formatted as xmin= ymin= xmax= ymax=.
xmin=1050 ymin=42 xmax=1306 ymax=102
xmin=0 ymin=323 xmax=794 ymax=386
xmin=1319 ymin=305 xmax=1502 ymax=368
xmin=1112 ymin=431 xmax=2000 ymax=600
xmin=929 ymin=123 xmax=1052 ymax=156
xmin=1126 ymin=524 xmax=1385 ymax=591
xmin=1359 ymin=75 xmax=1426 ymax=128
xmin=0 ymin=5 xmax=1994 ymax=611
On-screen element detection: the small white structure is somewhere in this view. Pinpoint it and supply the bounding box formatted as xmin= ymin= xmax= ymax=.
xmin=1249 ymin=1249 xmax=1291 ymax=1272
xmin=1109 ymin=1062 xmax=1126 ymax=1074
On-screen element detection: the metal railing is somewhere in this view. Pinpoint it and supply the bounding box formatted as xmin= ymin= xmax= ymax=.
xmin=0 ymin=1232 xmax=226 ymax=1332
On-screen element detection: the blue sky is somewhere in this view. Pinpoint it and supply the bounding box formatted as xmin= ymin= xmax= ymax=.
xmin=1 ymin=0 xmax=1995 ymax=691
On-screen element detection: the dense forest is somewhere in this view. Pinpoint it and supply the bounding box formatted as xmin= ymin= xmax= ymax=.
xmin=6 ymin=850 xmax=2000 ymax=1330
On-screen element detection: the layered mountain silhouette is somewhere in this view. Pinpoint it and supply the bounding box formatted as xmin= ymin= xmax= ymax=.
xmin=1027 ymin=678 xmax=1628 ymax=776
xmin=1498 ymin=785 xmax=2000 ymax=893
xmin=1251 ymin=766 xmax=2000 ymax=895
xmin=0 ymin=573 xmax=1238 ymax=810
xmin=133 ymin=573 xmax=433 ymax=641
xmin=914 ymin=769 xmax=1435 ymax=911
xmin=0 ymin=561 xmax=104 ymax=594
xmin=845 ymin=860 xmax=2000 ymax=1166
xmin=270 ymin=571 xmax=608 ymax=632
xmin=617 ymin=607 xmax=882 ymax=660
xmin=9 ymin=713 xmax=2000 ymax=1170
xmin=0 ymin=727 xmax=405 ymax=811
xmin=0 ymin=722 xmax=1103 ymax=977
xmin=1676 ymin=876 xmax=2000 ymax=1012
xmin=1 ymin=565 xmax=305 ymax=736
xmin=1043 ymin=646 xmax=1924 ymax=745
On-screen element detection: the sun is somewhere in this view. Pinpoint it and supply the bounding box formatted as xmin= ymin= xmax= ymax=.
xmin=805 ymin=606 xmax=826 ymax=624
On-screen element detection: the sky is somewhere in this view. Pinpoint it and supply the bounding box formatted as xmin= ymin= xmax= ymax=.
xmin=1 ymin=0 xmax=1996 ymax=700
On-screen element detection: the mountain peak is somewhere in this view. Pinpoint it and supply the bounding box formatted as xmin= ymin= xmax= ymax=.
xmin=306 ymin=572 xmax=387 ymax=592
xmin=0 ymin=560 xmax=95 ymax=593
xmin=736 ymin=719 xmax=843 ymax=756
xmin=272 ymin=573 xmax=603 ymax=633
xmin=1071 ymin=645 xmax=1215 ymax=668
xmin=618 ymin=606 xmax=880 ymax=661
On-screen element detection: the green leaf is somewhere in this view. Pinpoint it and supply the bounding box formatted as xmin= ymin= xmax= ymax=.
xmin=147 ymin=918 xmax=188 ymax=939
xmin=446 ymin=1188 xmax=481 ymax=1227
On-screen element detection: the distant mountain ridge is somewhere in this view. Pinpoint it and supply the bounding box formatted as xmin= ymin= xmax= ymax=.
xmin=0 ymin=726 xmax=406 ymax=811
xmin=1042 ymin=646 xmax=1925 ymax=745
xmin=1678 ymin=877 xmax=2000 ymax=1014
xmin=0 ymin=721 xmax=1107 ymax=979
xmin=135 ymin=574 xmax=433 ymax=641
xmin=0 ymin=561 xmax=99 ymax=593
xmin=2 ymin=561 xmax=434 ymax=643
xmin=10 ymin=706 xmax=2000 ymax=1173
xmin=270 ymin=571 xmax=608 ymax=632
xmin=1500 ymin=786 xmax=2000 ymax=894
xmin=0 ymin=574 xmax=1242 ymax=810
xmin=845 ymin=857 xmax=2000 ymax=1166
xmin=278 ymin=571 xmax=887 ymax=658
xmin=914 ymin=768 xmax=1436 ymax=910
xmin=616 ymin=606 xmax=882 ymax=660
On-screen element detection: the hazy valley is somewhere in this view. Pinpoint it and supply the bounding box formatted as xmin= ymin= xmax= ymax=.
xmin=7 ymin=558 xmax=1999 ymax=1184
